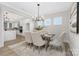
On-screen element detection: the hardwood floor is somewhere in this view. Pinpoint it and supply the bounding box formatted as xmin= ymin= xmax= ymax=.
xmin=0 ymin=35 xmax=73 ymax=56
xmin=0 ymin=35 xmax=25 ymax=56
xmin=4 ymin=35 xmax=25 ymax=47
xmin=0 ymin=46 xmax=17 ymax=56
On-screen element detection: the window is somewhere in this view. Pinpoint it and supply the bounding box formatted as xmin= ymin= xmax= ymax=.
xmin=44 ymin=18 xmax=52 ymax=27
xmin=53 ymin=17 xmax=62 ymax=25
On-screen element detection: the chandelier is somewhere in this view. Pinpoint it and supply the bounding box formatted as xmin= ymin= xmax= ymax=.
xmin=34 ymin=4 xmax=44 ymax=30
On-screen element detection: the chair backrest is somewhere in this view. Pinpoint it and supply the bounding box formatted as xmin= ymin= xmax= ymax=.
xmin=52 ymin=31 xmax=66 ymax=40
xmin=49 ymin=31 xmax=66 ymax=46
xmin=25 ymin=32 xmax=32 ymax=43
xmin=57 ymin=31 xmax=66 ymax=40
xmin=31 ymin=32 xmax=45 ymax=46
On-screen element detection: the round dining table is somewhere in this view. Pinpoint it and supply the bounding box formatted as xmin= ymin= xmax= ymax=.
xmin=41 ymin=33 xmax=55 ymax=51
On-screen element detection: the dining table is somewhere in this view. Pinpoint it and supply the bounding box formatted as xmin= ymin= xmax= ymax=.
xmin=41 ymin=33 xmax=55 ymax=51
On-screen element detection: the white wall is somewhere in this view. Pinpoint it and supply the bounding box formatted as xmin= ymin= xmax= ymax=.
xmin=69 ymin=32 xmax=79 ymax=56
xmin=0 ymin=6 xmax=4 ymax=47
xmin=68 ymin=3 xmax=79 ymax=56
xmin=44 ymin=11 xmax=70 ymax=35
xmin=22 ymin=19 xmax=34 ymax=33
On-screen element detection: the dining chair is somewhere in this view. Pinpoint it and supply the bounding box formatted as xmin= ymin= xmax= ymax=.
xmin=42 ymin=33 xmax=55 ymax=51
xmin=24 ymin=32 xmax=33 ymax=48
xmin=31 ymin=32 xmax=46 ymax=53
xmin=48 ymin=31 xmax=66 ymax=51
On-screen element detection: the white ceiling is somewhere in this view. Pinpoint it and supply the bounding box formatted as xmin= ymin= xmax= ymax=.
xmin=1 ymin=2 xmax=72 ymax=17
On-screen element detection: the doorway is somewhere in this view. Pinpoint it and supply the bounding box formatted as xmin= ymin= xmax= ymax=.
xmin=26 ymin=23 xmax=30 ymax=32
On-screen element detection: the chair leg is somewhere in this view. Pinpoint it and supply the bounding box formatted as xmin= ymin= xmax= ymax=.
xmin=45 ymin=43 xmax=49 ymax=51
xmin=33 ymin=45 xmax=38 ymax=52
xmin=33 ymin=45 xmax=36 ymax=52
xmin=29 ymin=43 xmax=32 ymax=48
xmin=46 ymin=45 xmax=49 ymax=51
xmin=38 ymin=47 xmax=41 ymax=54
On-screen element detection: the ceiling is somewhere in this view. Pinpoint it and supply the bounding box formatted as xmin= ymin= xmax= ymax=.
xmin=1 ymin=2 xmax=73 ymax=17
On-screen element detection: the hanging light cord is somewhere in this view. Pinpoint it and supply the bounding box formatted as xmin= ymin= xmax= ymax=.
xmin=37 ymin=4 xmax=40 ymax=20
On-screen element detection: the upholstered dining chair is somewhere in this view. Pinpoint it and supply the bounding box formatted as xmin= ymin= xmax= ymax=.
xmin=31 ymin=32 xmax=46 ymax=53
xmin=24 ymin=32 xmax=33 ymax=48
xmin=48 ymin=31 xmax=66 ymax=51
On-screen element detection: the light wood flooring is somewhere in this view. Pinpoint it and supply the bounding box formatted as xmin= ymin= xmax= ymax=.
xmin=0 ymin=35 xmax=25 ymax=56
xmin=0 ymin=35 xmax=73 ymax=56
xmin=4 ymin=35 xmax=25 ymax=47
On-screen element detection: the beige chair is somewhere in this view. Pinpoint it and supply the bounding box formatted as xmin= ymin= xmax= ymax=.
xmin=49 ymin=31 xmax=66 ymax=51
xmin=31 ymin=32 xmax=46 ymax=52
xmin=24 ymin=32 xmax=33 ymax=47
